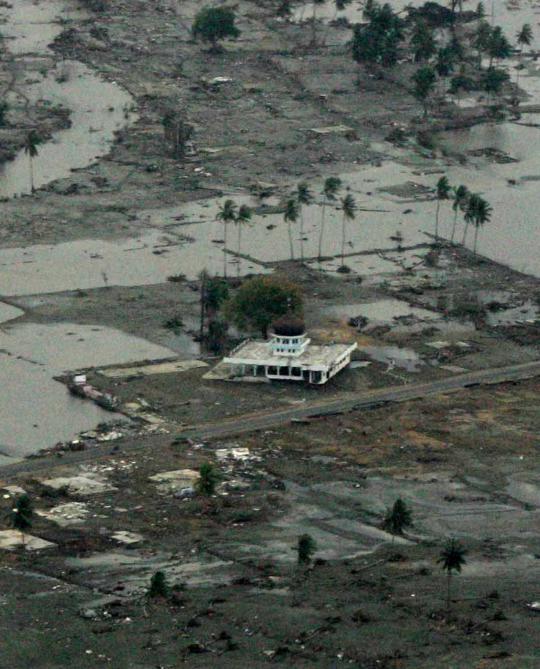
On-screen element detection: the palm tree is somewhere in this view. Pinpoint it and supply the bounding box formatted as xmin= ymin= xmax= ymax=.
xmin=434 ymin=176 xmax=451 ymax=240
xmin=450 ymin=185 xmax=469 ymax=243
xmin=217 ymin=199 xmax=237 ymax=278
xmin=339 ymin=193 xmax=357 ymax=267
xmin=318 ymin=176 xmax=342 ymax=259
xmin=284 ymin=197 xmax=300 ymax=260
xmin=470 ymin=195 xmax=492 ymax=254
xmin=235 ymin=204 xmax=252 ymax=277
xmin=438 ymin=538 xmax=467 ymax=611
xmin=462 ymin=192 xmax=479 ymax=246
xmin=11 ymin=494 xmax=33 ymax=548
xmin=516 ymin=24 xmax=533 ymax=87
xmin=383 ymin=498 xmax=413 ymax=543
xmin=296 ymin=182 xmax=313 ymax=262
xmin=24 ymin=130 xmax=41 ymax=193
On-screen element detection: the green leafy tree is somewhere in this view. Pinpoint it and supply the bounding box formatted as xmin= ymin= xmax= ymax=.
xmin=192 ymin=6 xmax=240 ymax=52
xmin=296 ymin=182 xmax=313 ymax=262
xmin=438 ymin=538 xmax=467 ymax=611
xmin=476 ymin=1 xmax=485 ymax=18
xmin=235 ymin=204 xmax=252 ymax=277
xmin=411 ymin=20 xmax=436 ymax=63
xmin=199 ymin=272 xmax=229 ymax=341
xmin=206 ymin=318 xmax=229 ymax=354
xmin=450 ymin=184 xmax=469 ymax=243
xmin=225 ymin=276 xmax=303 ymax=338
xmin=148 ymin=571 xmax=169 ymax=598
xmin=412 ymin=66 xmax=436 ymax=118
xmin=24 ymin=130 xmax=41 ymax=193
xmin=383 ymin=498 xmax=413 ymax=542
xmin=297 ymin=533 xmax=317 ymax=565
xmin=217 ymin=199 xmax=237 ymax=278
xmin=339 ymin=193 xmax=357 ymax=268
xmin=277 ymin=0 xmax=292 ymax=18
xmin=284 ymin=197 xmax=300 ymax=260
xmin=196 ymin=462 xmax=220 ymax=496
xmin=434 ymin=176 xmax=451 ymax=239
xmin=351 ymin=2 xmax=404 ymax=73
xmin=318 ymin=176 xmax=342 ymax=259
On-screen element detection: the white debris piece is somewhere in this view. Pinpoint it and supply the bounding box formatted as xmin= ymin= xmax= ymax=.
xmin=148 ymin=469 xmax=199 ymax=494
xmin=40 ymin=471 xmax=117 ymax=496
xmin=111 ymin=531 xmax=144 ymax=545
xmin=36 ymin=502 xmax=90 ymax=527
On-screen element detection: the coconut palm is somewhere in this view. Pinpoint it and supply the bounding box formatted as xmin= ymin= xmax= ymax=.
xmin=217 ymin=199 xmax=237 ymax=278
xmin=462 ymin=192 xmax=479 ymax=246
xmin=235 ymin=204 xmax=252 ymax=277
xmin=296 ymin=182 xmax=313 ymax=262
xmin=438 ymin=538 xmax=467 ymax=611
xmin=383 ymin=498 xmax=413 ymax=543
xmin=339 ymin=193 xmax=357 ymax=267
xmin=469 ymin=195 xmax=492 ymax=253
xmin=318 ymin=176 xmax=342 ymax=259
xmin=283 ymin=197 xmax=300 ymax=260
xmin=434 ymin=176 xmax=451 ymax=240
xmin=516 ymin=24 xmax=533 ymax=86
xmin=450 ymin=185 xmax=469 ymax=243
xmin=24 ymin=130 xmax=41 ymax=193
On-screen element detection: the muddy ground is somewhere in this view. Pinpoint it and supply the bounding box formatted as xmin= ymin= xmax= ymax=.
xmin=0 ymin=379 xmax=539 ymax=668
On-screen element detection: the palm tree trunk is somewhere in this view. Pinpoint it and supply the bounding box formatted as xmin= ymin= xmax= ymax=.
xmin=447 ymin=572 xmax=451 ymax=611
xmin=318 ymin=202 xmax=326 ymax=259
xmin=288 ymin=221 xmax=294 ymax=260
xmin=462 ymin=221 xmax=470 ymax=246
xmin=237 ymin=224 xmax=242 ymax=278
xmin=300 ymin=212 xmax=305 ymax=262
xmin=450 ymin=210 xmax=458 ymax=243
xmin=435 ymin=200 xmax=440 ymax=239
xmin=223 ymin=221 xmax=228 ymax=278
xmin=29 ymin=155 xmax=34 ymax=193
xmin=341 ymin=213 xmax=346 ymax=265
xmin=311 ymin=2 xmax=317 ymax=45
xmin=473 ymin=225 xmax=479 ymax=254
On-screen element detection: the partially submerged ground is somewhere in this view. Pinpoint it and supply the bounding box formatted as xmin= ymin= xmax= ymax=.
xmin=0 ymin=379 xmax=538 ymax=667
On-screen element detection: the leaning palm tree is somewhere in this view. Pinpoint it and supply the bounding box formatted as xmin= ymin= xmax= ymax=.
xmin=235 ymin=204 xmax=252 ymax=277
xmin=434 ymin=176 xmax=451 ymax=240
xmin=339 ymin=193 xmax=357 ymax=268
xmin=450 ymin=185 xmax=469 ymax=243
xmin=283 ymin=197 xmax=300 ymax=260
xmin=217 ymin=199 xmax=237 ymax=278
xmin=470 ymin=195 xmax=492 ymax=254
xmin=318 ymin=176 xmax=342 ymax=259
xmin=437 ymin=538 xmax=467 ymax=611
xmin=24 ymin=129 xmax=41 ymax=193
xmin=296 ymin=182 xmax=313 ymax=262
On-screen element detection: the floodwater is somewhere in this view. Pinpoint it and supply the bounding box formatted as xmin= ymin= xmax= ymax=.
xmin=324 ymin=299 xmax=439 ymax=325
xmin=0 ymin=0 xmax=136 ymax=198
xmin=359 ymin=344 xmax=423 ymax=372
xmin=0 ymin=322 xmax=176 ymax=459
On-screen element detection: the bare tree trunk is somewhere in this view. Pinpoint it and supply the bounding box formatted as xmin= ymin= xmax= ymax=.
xmin=199 ymin=271 xmax=206 ymax=342
xmin=473 ymin=225 xmax=479 ymax=254
xmin=223 ymin=221 xmax=228 ymax=278
xmin=237 ymin=224 xmax=242 ymax=277
xmin=299 ymin=211 xmax=305 ymax=262
xmin=318 ymin=202 xmax=326 ymax=259
xmin=462 ymin=221 xmax=470 ymax=245
xmin=29 ymin=155 xmax=34 ymax=193
xmin=450 ymin=210 xmax=458 ymax=243
xmin=446 ymin=572 xmax=451 ymax=611
xmin=341 ymin=213 xmax=346 ymax=265
xmin=435 ymin=200 xmax=440 ymax=239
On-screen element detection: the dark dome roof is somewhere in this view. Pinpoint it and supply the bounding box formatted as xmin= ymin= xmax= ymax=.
xmin=272 ymin=317 xmax=305 ymax=337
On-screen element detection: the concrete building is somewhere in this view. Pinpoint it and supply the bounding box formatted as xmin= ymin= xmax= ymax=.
xmin=223 ymin=319 xmax=357 ymax=385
